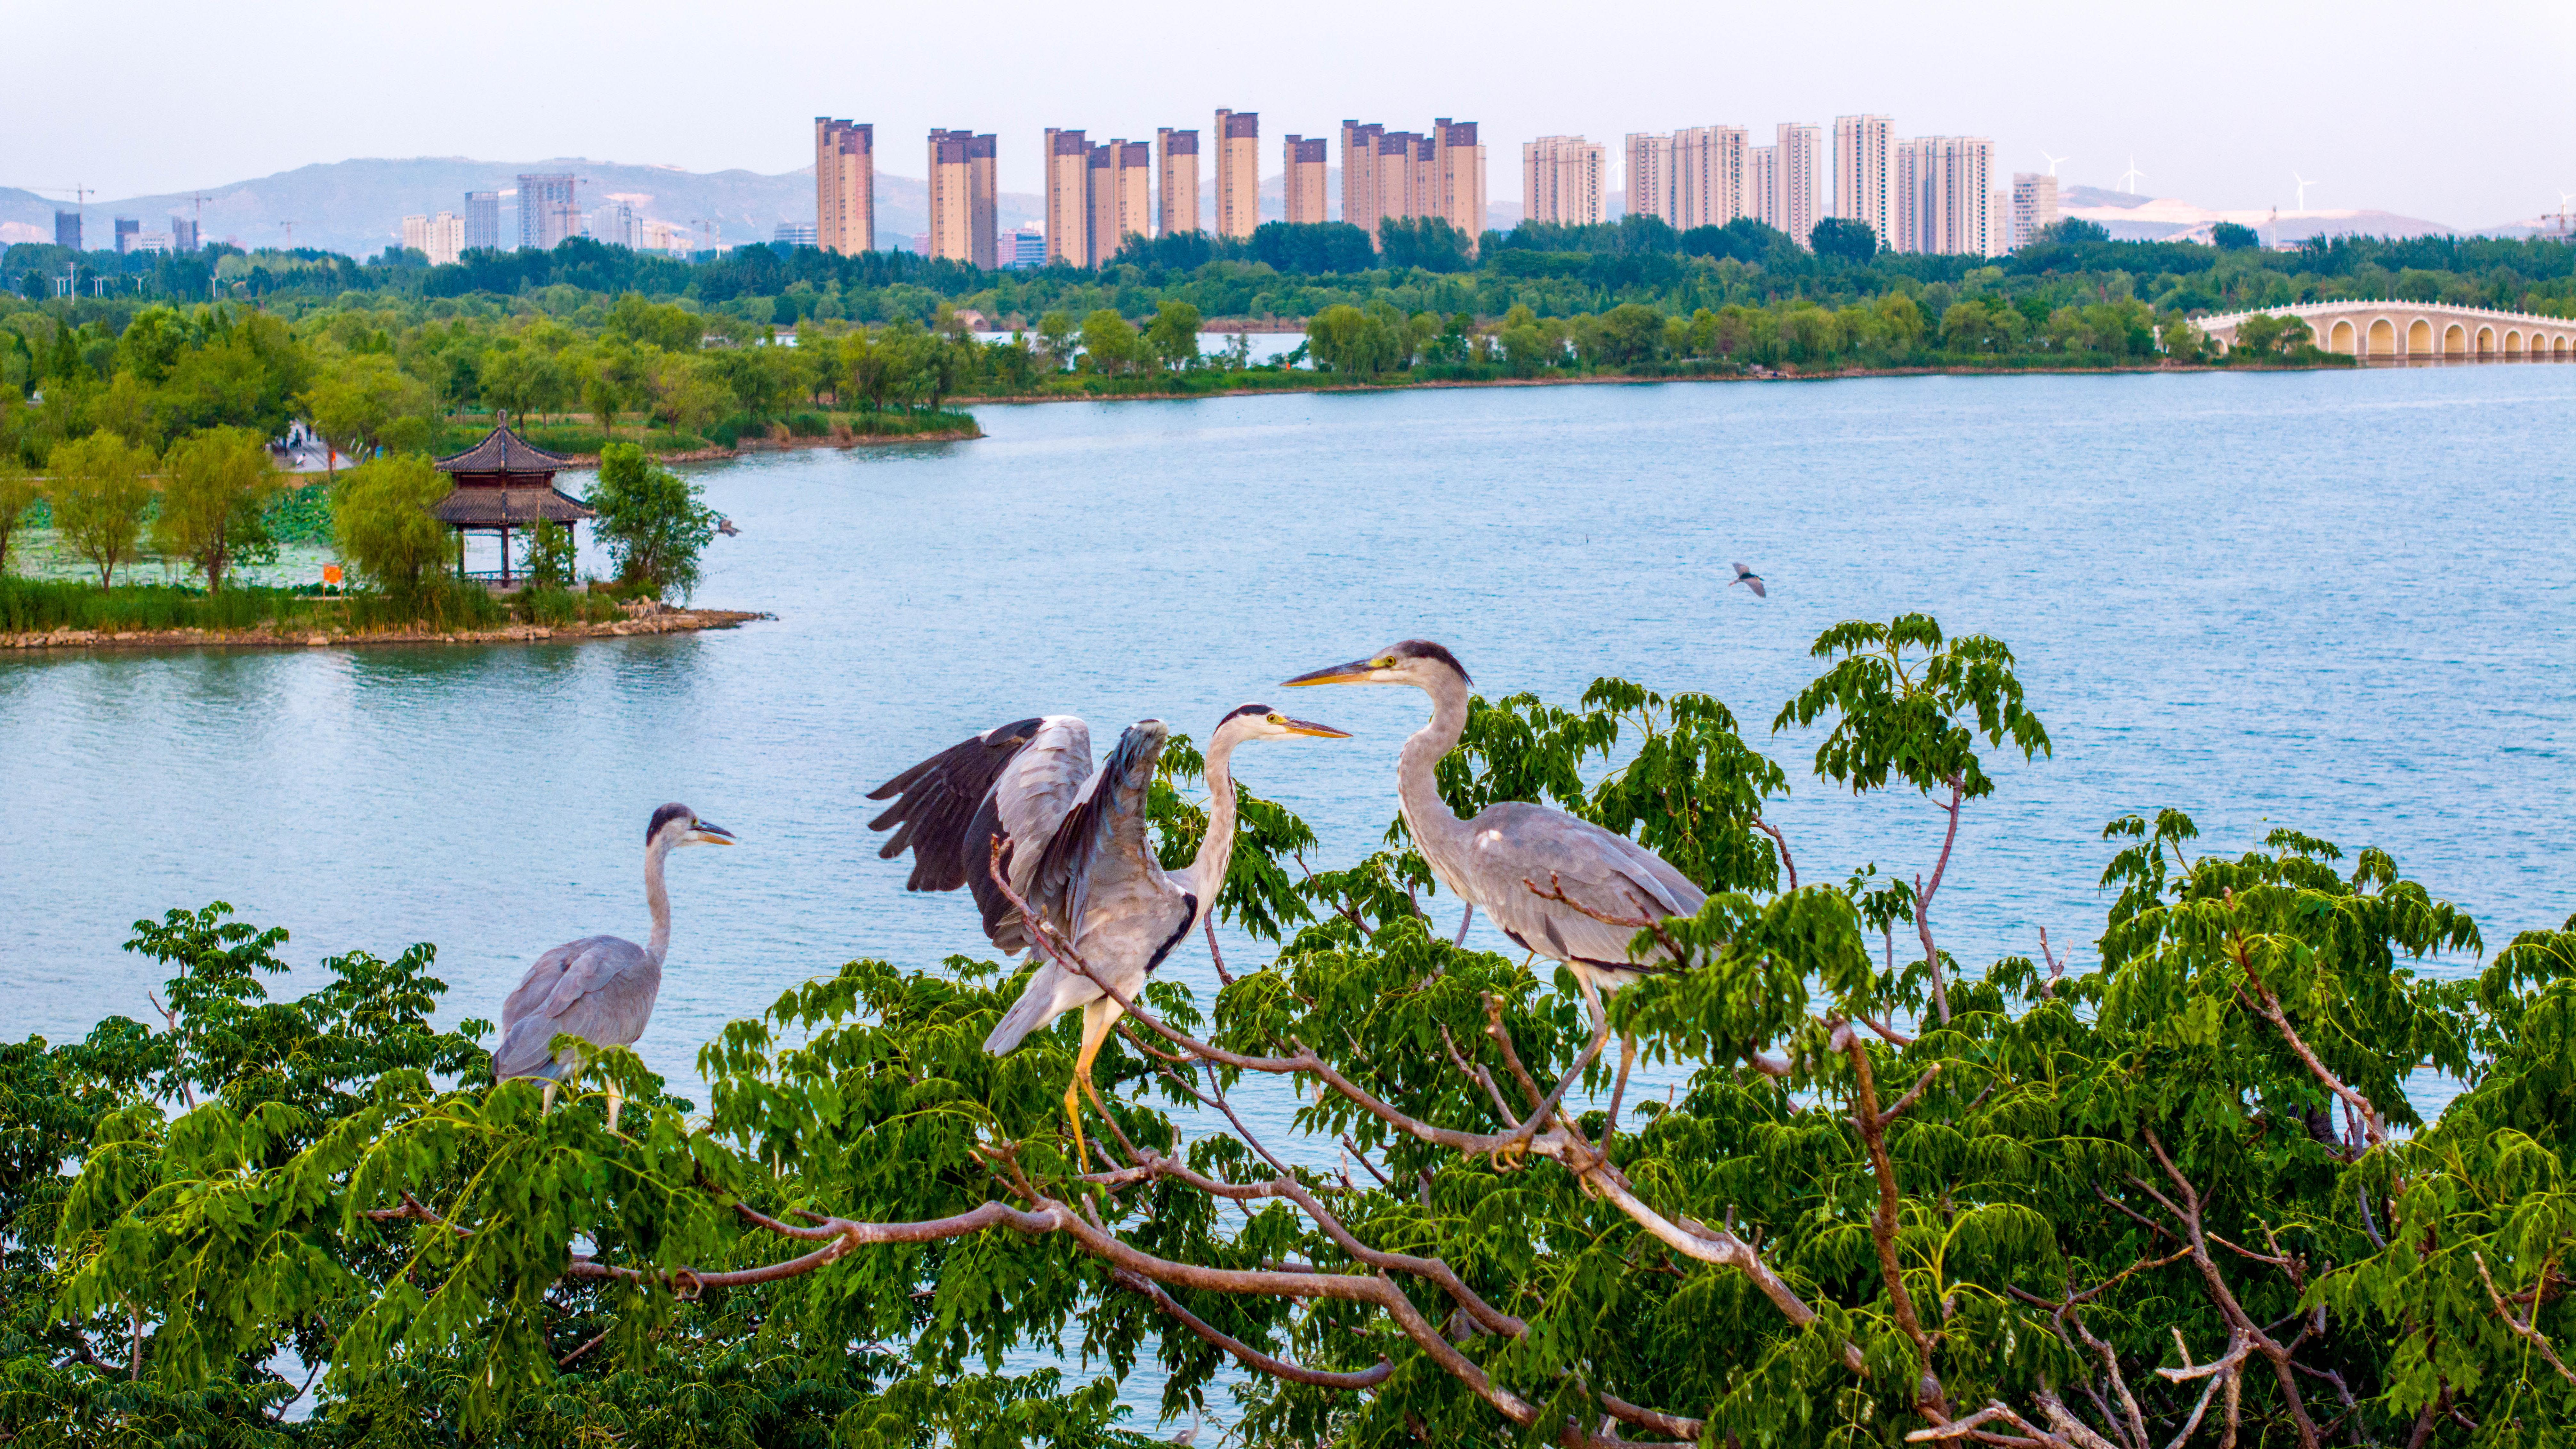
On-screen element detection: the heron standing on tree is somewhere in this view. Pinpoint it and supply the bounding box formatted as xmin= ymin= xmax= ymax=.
xmin=1283 ymin=640 xmax=1705 ymax=1021
xmin=492 ymin=803 xmax=736 ymax=1131
xmin=869 ymin=705 xmax=1348 ymax=1167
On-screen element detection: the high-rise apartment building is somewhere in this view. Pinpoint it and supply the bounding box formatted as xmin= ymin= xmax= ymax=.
xmin=1770 ymin=124 xmax=1820 ymax=246
xmin=1283 ymin=136 xmax=1328 ymax=224
xmin=1341 ymin=121 xmax=1385 ymax=237
xmin=1673 ymin=126 xmax=1747 ymax=230
xmin=1105 ymin=139 xmax=1152 ymax=252
xmin=1623 ymin=132 xmax=1675 ymax=225
xmin=1004 ymin=227 xmax=1047 ymax=269
xmin=114 ymin=218 xmax=140 ymax=254
xmin=170 ymin=215 xmax=199 ymax=252
xmin=518 ymin=174 xmax=580 ymax=250
xmin=465 ymin=191 xmax=501 ymax=252
xmin=1523 ymin=135 xmax=1605 ymax=226
xmin=1748 ymin=147 xmax=1779 ymax=231
xmin=1893 ymin=136 xmax=1993 ymax=255
xmin=54 ymin=212 xmax=80 ymax=250
xmin=1158 ymin=129 xmax=1200 ymax=236
xmin=1375 ymin=131 xmax=1424 ymax=233
xmin=403 ymin=212 xmax=468 ymax=265
xmin=2010 ymin=172 xmax=2059 ymax=250
xmin=928 ymin=129 xmax=999 ymax=268
xmin=588 ymin=201 xmax=641 ymax=251
xmin=1087 ymin=144 xmax=1118 ymax=263
xmin=1432 ymin=119 xmax=1486 ymax=246
xmin=1043 ymin=128 xmax=1090 ymax=266
xmin=1213 ymin=109 xmax=1259 ymax=239
xmin=1833 ymin=114 xmax=1893 ymax=249
xmin=814 ymin=118 xmax=875 ymax=254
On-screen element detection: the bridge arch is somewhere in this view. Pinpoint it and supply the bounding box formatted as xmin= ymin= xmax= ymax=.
xmin=2408 ymin=319 xmax=2433 ymax=355
xmin=2506 ymin=330 xmax=2524 ymax=356
xmin=2443 ymin=322 xmax=2466 ymax=356
xmin=2370 ymin=318 xmax=2397 ymax=356
xmin=2476 ymin=325 xmax=2495 ymax=355
xmin=2329 ymin=318 xmax=2356 ymax=354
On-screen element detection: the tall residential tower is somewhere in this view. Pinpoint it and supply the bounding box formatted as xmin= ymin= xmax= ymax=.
xmin=1832 ymin=114 xmax=1892 ymax=249
xmin=1157 ymin=129 xmax=1200 ymax=236
xmin=1044 ymin=127 xmax=1090 ymax=265
xmin=815 ymin=119 xmax=875 ymax=254
xmin=927 ymin=129 xmax=998 ymax=268
xmin=1283 ymin=135 xmax=1328 ymax=224
xmin=1523 ymin=135 xmax=1605 ymax=226
xmin=1213 ymin=109 xmax=1259 ymax=239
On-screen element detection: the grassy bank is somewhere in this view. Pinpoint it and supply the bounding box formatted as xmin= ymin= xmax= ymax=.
xmin=424 ymin=407 xmax=980 ymax=459
xmin=0 ymin=577 xmax=630 ymax=635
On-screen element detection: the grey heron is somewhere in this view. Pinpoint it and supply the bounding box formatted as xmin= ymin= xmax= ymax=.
xmin=1729 ymin=562 xmax=1767 ymax=598
xmin=492 ymin=803 xmax=735 ymax=1130
xmin=1283 ymin=640 xmax=1705 ymax=1003
xmin=870 ymin=705 xmax=1348 ymax=1167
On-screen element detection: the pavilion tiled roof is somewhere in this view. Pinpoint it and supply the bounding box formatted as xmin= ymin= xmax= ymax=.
xmin=428 ymin=486 xmax=597 ymax=525
xmin=434 ymin=422 xmax=574 ymax=475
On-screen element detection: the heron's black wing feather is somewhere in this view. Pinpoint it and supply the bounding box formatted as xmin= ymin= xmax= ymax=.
xmin=868 ymin=717 xmax=1046 ymax=893
xmin=1026 ymin=723 xmax=1160 ymax=937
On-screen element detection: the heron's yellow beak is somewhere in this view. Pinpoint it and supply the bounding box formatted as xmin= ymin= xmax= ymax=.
xmin=689 ymin=822 xmax=738 ymax=846
xmin=1283 ymin=718 xmax=1352 ymax=738
xmin=1282 ymin=659 xmax=1382 ymax=687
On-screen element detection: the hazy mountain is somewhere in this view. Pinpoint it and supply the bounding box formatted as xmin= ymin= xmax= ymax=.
xmin=0 ymin=157 xmax=1045 ymax=258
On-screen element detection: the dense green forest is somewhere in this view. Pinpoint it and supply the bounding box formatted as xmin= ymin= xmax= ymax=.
xmin=6 ymin=616 xmax=2574 ymax=1447
xmin=4 ymin=217 xmax=2569 ymax=479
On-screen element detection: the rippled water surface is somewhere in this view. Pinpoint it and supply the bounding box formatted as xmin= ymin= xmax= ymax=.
xmin=5 ymin=367 xmax=2571 ymax=1423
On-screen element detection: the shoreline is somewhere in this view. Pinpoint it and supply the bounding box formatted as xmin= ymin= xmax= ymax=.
xmin=953 ymin=357 xmax=2373 ymax=406
xmin=1 ymin=606 xmax=771 ymax=654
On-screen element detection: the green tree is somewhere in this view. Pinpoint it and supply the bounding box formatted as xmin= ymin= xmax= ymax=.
xmin=587 ymin=441 xmax=715 ymax=600
xmin=49 ymin=429 xmax=157 ymax=587
xmin=1077 ymin=309 xmax=1139 ymax=376
xmin=1809 ymin=215 xmax=1879 ymax=262
xmin=1143 ymin=300 xmax=1204 ymax=373
xmin=523 ymin=517 xmax=577 ymax=589
xmin=299 ymin=352 xmax=433 ymax=473
xmin=0 ymin=454 xmax=39 ymax=574
xmin=328 ymin=452 xmax=452 ymax=605
xmin=1035 ymin=311 xmax=1078 ymax=372
xmin=150 ymin=426 xmax=280 ymax=593
xmin=2211 ymin=220 xmax=2261 ymax=250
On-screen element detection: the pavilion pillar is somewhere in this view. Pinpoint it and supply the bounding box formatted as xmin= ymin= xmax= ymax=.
xmin=499 ymin=525 xmax=511 ymax=585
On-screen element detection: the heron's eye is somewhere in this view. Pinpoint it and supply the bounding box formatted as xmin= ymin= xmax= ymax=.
xmin=1267 ymin=713 xmax=1283 ymax=724
xmin=1371 ymin=657 xmax=1395 ymax=669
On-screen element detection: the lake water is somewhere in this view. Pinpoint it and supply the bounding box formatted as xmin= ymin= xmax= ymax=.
xmin=5 ymin=366 xmax=2571 ymax=1427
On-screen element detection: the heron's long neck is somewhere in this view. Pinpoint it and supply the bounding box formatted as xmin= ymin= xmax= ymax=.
xmin=644 ymin=837 xmax=673 ymax=965
xmin=1399 ymin=674 xmax=1478 ymax=896
xmin=1188 ymin=729 xmax=1242 ymax=910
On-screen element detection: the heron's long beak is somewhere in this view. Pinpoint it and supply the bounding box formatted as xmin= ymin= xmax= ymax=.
xmin=1282 ymin=659 xmax=1381 ymax=687
xmin=689 ymin=822 xmax=738 ymax=845
xmin=1282 ymin=717 xmax=1352 ymax=738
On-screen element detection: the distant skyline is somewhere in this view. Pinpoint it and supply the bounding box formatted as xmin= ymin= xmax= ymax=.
xmin=9 ymin=0 xmax=2573 ymax=228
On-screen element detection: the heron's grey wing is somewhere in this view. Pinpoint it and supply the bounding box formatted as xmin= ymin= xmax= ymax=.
xmin=1465 ymin=803 xmax=1707 ymax=972
xmin=1026 ymin=722 xmax=1166 ymax=949
xmin=493 ymin=935 xmax=660 ymax=1078
xmin=1746 ymin=577 xmax=1767 ymax=598
xmin=868 ymin=716 xmax=1053 ymax=890
xmin=1732 ymin=561 xmax=1751 ymax=578
xmin=979 ymin=717 xmax=1095 ymax=950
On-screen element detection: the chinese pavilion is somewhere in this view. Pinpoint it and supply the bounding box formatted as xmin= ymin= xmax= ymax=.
xmin=429 ymin=413 xmax=596 ymax=585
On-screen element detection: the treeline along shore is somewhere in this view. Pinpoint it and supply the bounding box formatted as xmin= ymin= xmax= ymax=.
xmin=8 ymin=218 xmax=2574 ymax=466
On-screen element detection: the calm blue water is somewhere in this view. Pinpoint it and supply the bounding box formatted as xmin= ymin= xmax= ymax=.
xmin=5 ymin=367 xmax=2571 ymax=1425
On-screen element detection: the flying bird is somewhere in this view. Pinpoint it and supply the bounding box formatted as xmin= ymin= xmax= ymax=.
xmin=869 ymin=706 xmax=1348 ymax=1167
xmin=716 ymin=516 xmax=741 ymax=537
xmin=492 ymin=803 xmax=736 ymax=1130
xmin=1284 ymin=641 xmax=1705 ymax=1003
xmin=1729 ymin=562 xmax=1766 ymax=598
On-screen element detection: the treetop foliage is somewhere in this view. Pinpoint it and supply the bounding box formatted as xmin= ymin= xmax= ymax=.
xmin=7 ymin=614 xmax=2572 ymax=1448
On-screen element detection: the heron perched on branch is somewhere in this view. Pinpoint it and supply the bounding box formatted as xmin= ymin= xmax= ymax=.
xmin=1284 ymin=640 xmax=1705 ymax=1002
xmin=492 ymin=803 xmax=736 ymax=1130
xmin=869 ymin=705 xmax=1348 ymax=1167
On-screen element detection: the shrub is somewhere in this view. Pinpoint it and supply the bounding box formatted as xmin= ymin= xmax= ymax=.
xmin=329 ymin=452 xmax=452 ymax=611
xmin=48 ymin=430 xmax=158 ymax=586
xmin=787 ymin=410 xmax=828 ymax=437
xmin=151 ymin=426 xmax=282 ymax=592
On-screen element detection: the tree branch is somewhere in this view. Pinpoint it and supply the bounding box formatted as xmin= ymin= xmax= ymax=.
xmin=2474 ymin=1249 xmax=2576 ymax=1387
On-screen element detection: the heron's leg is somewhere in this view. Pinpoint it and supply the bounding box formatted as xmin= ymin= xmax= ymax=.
xmin=1066 ymin=998 xmax=1121 ymax=1173
xmin=606 ymin=1082 xmax=624 ymax=1134
xmin=540 ymin=1080 xmax=558 ymax=1117
xmin=1454 ymin=903 xmax=1474 ymax=946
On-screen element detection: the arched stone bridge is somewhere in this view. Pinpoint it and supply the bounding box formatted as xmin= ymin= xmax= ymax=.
xmin=2193 ymin=301 xmax=2576 ymax=360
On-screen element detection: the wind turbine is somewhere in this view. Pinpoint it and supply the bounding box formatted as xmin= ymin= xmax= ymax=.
xmin=2292 ymin=173 xmax=2315 ymax=211
xmin=2039 ymin=150 xmax=2069 ymax=178
xmin=2119 ymin=157 xmax=2147 ymax=195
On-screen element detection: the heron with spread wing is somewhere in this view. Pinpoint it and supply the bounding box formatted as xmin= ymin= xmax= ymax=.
xmin=493 ymin=803 xmax=736 ymax=1130
xmin=870 ymin=705 xmax=1347 ymax=1166
xmin=1284 ymin=641 xmax=1705 ymax=1008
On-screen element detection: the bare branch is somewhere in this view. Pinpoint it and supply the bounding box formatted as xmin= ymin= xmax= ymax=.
xmin=1752 ymin=815 xmax=1797 ymax=892
xmin=1915 ymin=778 xmax=1966 ymax=1026
xmin=2474 ymin=1250 xmax=2576 ymax=1387
xmin=1111 ymin=1268 xmax=1393 ymax=1390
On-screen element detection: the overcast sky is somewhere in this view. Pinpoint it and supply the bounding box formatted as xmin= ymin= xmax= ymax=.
xmin=13 ymin=0 xmax=2573 ymax=225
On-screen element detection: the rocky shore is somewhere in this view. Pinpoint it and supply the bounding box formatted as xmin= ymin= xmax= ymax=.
xmin=3 ymin=603 xmax=771 ymax=652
